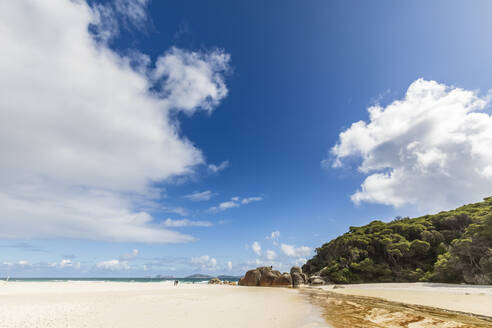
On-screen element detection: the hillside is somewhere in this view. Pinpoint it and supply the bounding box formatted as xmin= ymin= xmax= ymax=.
xmin=303 ymin=197 xmax=492 ymax=284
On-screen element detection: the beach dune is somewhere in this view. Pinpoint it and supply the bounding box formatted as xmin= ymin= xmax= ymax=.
xmin=0 ymin=282 xmax=322 ymax=328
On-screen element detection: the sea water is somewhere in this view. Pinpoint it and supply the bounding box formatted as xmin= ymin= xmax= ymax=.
xmin=0 ymin=277 xmax=238 ymax=284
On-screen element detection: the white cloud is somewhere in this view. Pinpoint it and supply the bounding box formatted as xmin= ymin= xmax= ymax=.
xmin=251 ymin=241 xmax=261 ymax=256
xmin=18 ymin=260 xmax=29 ymax=266
xmin=241 ymin=196 xmax=262 ymax=204
xmin=0 ymin=1 xmax=230 ymax=243
xmin=161 ymin=219 xmax=212 ymax=227
xmin=207 ymin=160 xmax=229 ymax=173
xmin=91 ymin=0 xmax=150 ymax=42
xmin=246 ymin=258 xmax=284 ymax=270
xmin=330 ymin=79 xmax=492 ymax=212
xmin=295 ymin=258 xmax=307 ymax=267
xmin=208 ymin=196 xmax=262 ymax=213
xmin=164 ymin=207 xmax=189 ymax=217
xmin=280 ymin=244 xmax=312 ymax=258
xmin=97 ymin=259 xmax=130 ymax=271
xmin=59 ymin=259 xmax=73 ymax=268
xmin=267 ymin=230 xmax=280 ymax=245
xmin=59 ymin=259 xmax=81 ymax=269
xmin=119 ymin=249 xmax=139 ymax=260
xmin=190 ymin=255 xmax=217 ymax=270
xmin=153 ymin=48 xmax=230 ymax=115
xmin=219 ymin=201 xmax=240 ymax=210
xmin=265 ymin=250 xmax=277 ymax=260
xmin=227 ymin=261 xmax=232 ymax=270
xmin=184 ymin=190 xmax=214 ymax=202
xmin=113 ymin=0 xmax=149 ymax=31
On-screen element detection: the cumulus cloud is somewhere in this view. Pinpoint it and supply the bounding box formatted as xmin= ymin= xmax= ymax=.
xmin=246 ymin=258 xmax=285 ymax=270
xmin=190 ymin=255 xmax=217 ymax=270
xmin=251 ymin=241 xmax=262 ymax=256
xmin=184 ymin=190 xmax=214 ymax=202
xmin=161 ymin=218 xmax=212 ymax=227
xmin=152 ymin=48 xmax=230 ymax=115
xmin=97 ymin=259 xmax=130 ymax=271
xmin=0 ymin=1 xmax=230 ymax=243
xmin=227 ymin=261 xmax=233 ymax=270
xmin=208 ymin=196 xmax=262 ymax=213
xmin=330 ymin=79 xmax=492 ymax=212
xmin=280 ymin=244 xmax=312 ymax=258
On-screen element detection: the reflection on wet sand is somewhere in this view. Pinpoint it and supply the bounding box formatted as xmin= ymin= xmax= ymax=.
xmin=303 ymin=288 xmax=492 ymax=328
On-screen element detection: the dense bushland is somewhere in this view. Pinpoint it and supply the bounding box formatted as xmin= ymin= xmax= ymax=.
xmin=303 ymin=197 xmax=492 ymax=284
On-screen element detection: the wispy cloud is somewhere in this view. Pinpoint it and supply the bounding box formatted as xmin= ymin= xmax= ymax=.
xmin=161 ymin=219 xmax=212 ymax=228
xmin=208 ymin=196 xmax=262 ymax=213
xmin=0 ymin=242 xmax=46 ymax=253
xmin=96 ymin=259 xmax=130 ymax=271
xmin=119 ymin=249 xmax=139 ymax=261
xmin=241 ymin=197 xmax=262 ymax=204
xmin=266 ymin=231 xmax=280 ymax=245
xmin=251 ymin=241 xmax=261 ymax=256
xmin=265 ymin=250 xmax=277 ymax=260
xmin=184 ymin=190 xmax=215 ymax=202
xmin=207 ymin=160 xmax=229 ymax=173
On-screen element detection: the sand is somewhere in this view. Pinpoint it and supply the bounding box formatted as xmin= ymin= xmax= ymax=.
xmin=2 ymin=281 xmax=491 ymax=328
xmin=304 ymin=287 xmax=492 ymax=328
xmin=0 ymin=281 xmax=325 ymax=328
xmin=322 ymin=282 xmax=492 ymax=317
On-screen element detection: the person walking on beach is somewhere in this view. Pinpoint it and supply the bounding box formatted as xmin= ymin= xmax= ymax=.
xmin=174 ymin=280 xmax=179 ymax=286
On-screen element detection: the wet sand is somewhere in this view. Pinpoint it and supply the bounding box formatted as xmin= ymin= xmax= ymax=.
xmin=323 ymin=283 xmax=492 ymax=317
xmin=304 ymin=286 xmax=492 ymax=328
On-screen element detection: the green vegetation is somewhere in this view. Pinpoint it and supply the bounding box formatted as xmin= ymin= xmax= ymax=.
xmin=303 ymin=197 xmax=492 ymax=284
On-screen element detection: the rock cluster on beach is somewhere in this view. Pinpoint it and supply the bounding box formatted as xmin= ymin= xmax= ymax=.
xmin=238 ymin=266 xmax=324 ymax=287
xmin=208 ymin=278 xmax=237 ymax=285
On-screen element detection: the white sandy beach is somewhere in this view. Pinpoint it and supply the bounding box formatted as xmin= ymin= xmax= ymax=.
xmin=0 ymin=282 xmax=325 ymax=328
xmin=323 ymin=282 xmax=492 ymax=317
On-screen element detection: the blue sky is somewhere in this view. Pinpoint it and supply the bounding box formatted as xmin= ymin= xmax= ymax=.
xmin=2 ymin=0 xmax=492 ymax=277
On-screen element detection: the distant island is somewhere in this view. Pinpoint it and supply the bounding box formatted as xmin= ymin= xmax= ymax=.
xmin=184 ymin=274 xmax=213 ymax=279
xmin=303 ymin=197 xmax=492 ymax=285
xmin=217 ymin=275 xmax=241 ymax=280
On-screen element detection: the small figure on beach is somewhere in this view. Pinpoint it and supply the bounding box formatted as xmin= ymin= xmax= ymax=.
xmin=174 ymin=280 xmax=179 ymax=286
